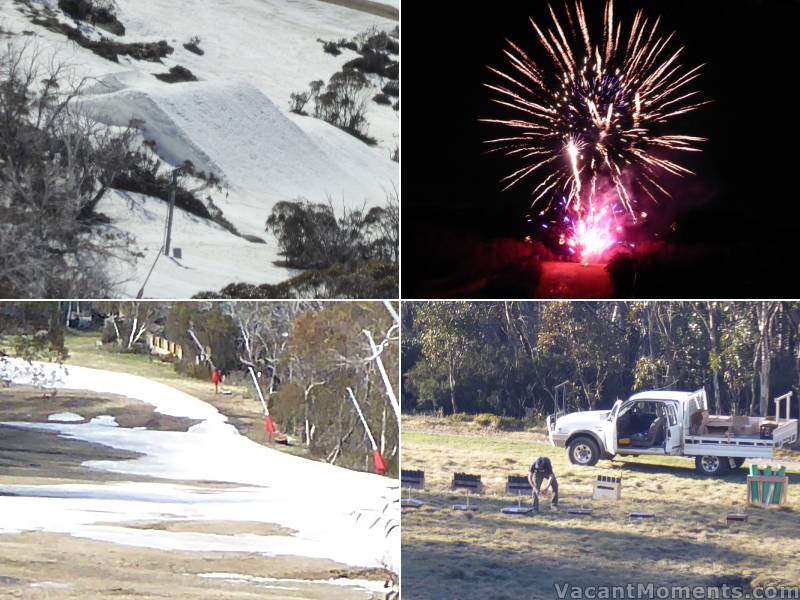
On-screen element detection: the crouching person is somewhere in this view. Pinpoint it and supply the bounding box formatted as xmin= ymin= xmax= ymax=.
xmin=528 ymin=456 xmax=559 ymax=512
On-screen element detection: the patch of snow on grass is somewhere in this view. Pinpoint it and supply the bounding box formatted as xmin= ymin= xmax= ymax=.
xmin=48 ymin=413 xmax=84 ymax=422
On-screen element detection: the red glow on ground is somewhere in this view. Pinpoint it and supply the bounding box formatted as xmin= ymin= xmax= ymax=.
xmin=566 ymin=206 xmax=618 ymax=264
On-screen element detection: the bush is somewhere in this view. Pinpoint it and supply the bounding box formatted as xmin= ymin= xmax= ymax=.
xmin=193 ymin=260 xmax=397 ymax=299
xmin=100 ymin=322 xmax=118 ymax=344
xmin=321 ymin=40 xmax=341 ymax=56
xmin=312 ymin=70 xmax=375 ymax=144
xmin=154 ymin=65 xmax=197 ymax=83
xmin=373 ymin=92 xmax=391 ymax=105
xmin=289 ymin=91 xmax=310 ymax=114
xmin=111 ymin=150 xmax=213 ymax=219
xmin=183 ymin=35 xmax=204 ymax=55
xmin=265 ymin=196 xmax=397 ymax=269
xmin=355 ymin=25 xmax=397 ymax=54
xmin=344 ymin=49 xmax=391 ymax=76
xmin=450 ymin=413 xmax=529 ymax=431
xmin=32 ymin=14 xmax=170 ymax=63
xmin=59 ymin=0 xmax=124 ymax=34
xmin=382 ymin=80 xmax=399 ymax=97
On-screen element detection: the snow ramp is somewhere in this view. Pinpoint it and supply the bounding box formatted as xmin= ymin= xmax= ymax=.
xmin=79 ymin=77 xmax=391 ymax=208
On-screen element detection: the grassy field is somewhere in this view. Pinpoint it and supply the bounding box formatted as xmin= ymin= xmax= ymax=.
xmin=402 ymin=420 xmax=800 ymax=600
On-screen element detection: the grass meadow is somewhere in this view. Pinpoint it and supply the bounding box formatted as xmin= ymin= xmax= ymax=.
xmin=401 ymin=416 xmax=800 ymax=599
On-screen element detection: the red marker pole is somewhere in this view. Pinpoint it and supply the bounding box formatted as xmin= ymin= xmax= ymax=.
xmin=347 ymin=387 xmax=387 ymax=475
xmin=211 ymin=368 xmax=222 ymax=394
xmin=247 ymin=365 xmax=274 ymax=442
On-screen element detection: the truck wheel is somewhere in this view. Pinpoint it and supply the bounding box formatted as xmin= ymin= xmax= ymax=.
xmin=732 ymin=457 xmax=746 ymax=469
xmin=695 ymin=455 xmax=729 ymax=476
xmin=568 ymin=437 xmax=600 ymax=466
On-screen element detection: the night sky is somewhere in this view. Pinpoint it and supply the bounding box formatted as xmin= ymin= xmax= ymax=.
xmin=401 ymin=0 xmax=800 ymax=296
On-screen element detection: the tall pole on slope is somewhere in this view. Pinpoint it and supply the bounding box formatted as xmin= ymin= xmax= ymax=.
xmin=347 ymin=387 xmax=387 ymax=475
xmin=362 ymin=329 xmax=401 ymax=424
xmin=164 ymin=169 xmax=178 ymax=257
xmin=240 ymin=357 xmax=275 ymax=442
xmin=383 ymin=300 xmax=400 ymax=326
xmin=187 ymin=328 xmax=216 ymax=370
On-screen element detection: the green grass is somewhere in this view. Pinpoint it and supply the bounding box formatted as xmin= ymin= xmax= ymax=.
xmin=402 ymin=421 xmax=800 ymax=600
xmin=64 ymin=331 xmax=185 ymax=383
xmin=403 ymin=413 xmax=547 ymax=438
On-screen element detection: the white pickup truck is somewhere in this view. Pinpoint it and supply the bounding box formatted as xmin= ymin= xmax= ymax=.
xmin=546 ymin=389 xmax=798 ymax=476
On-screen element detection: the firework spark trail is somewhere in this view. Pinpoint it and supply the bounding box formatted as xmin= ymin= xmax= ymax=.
xmin=483 ymin=0 xmax=709 ymax=260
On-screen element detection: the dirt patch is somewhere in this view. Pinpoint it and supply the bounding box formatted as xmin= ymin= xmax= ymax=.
xmin=0 ymin=387 xmax=205 ymax=485
xmin=0 ymin=532 xmax=391 ymax=599
xmin=313 ymin=0 xmax=398 ymax=20
xmin=117 ymin=520 xmax=297 ymax=537
xmin=0 ymin=425 xmax=147 ymax=484
xmin=0 ymin=386 xmax=201 ymax=431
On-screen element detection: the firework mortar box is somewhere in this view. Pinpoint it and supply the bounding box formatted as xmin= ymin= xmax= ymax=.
xmin=451 ymin=472 xmax=483 ymax=511
xmin=747 ymin=465 xmax=788 ymax=508
xmin=592 ymin=474 xmax=622 ymax=502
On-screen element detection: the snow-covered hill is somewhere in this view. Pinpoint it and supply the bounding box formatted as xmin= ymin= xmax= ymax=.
xmin=0 ymin=0 xmax=399 ymax=297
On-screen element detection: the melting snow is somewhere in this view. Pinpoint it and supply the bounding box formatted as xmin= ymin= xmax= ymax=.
xmin=48 ymin=413 xmax=84 ymax=422
xmin=0 ymin=360 xmax=399 ymax=573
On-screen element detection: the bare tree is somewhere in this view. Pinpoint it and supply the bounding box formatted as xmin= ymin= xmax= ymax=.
xmin=0 ymin=41 xmax=135 ymax=298
xmin=225 ymin=301 xmax=320 ymax=395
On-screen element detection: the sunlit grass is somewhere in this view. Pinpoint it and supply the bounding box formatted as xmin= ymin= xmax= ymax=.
xmin=402 ymin=421 xmax=800 ymax=600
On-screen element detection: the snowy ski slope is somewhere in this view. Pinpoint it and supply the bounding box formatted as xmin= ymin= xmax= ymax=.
xmin=0 ymin=0 xmax=399 ymax=297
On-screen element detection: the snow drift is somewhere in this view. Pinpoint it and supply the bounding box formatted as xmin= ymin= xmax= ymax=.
xmin=80 ymin=76 xmax=395 ymax=213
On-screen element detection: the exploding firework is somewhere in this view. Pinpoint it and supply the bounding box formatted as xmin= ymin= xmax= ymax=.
xmin=483 ymin=0 xmax=708 ymax=261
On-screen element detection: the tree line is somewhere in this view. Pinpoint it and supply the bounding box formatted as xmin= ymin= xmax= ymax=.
xmin=402 ymin=302 xmax=800 ymax=420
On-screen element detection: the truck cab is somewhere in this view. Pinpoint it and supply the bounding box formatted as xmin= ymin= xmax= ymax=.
xmin=547 ymin=389 xmax=798 ymax=476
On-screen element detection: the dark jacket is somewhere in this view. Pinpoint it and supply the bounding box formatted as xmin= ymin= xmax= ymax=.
xmin=530 ymin=456 xmax=553 ymax=477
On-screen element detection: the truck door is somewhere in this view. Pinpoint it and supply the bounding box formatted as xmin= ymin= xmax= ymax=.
xmin=684 ymin=389 xmax=708 ymax=431
xmin=602 ymin=399 xmax=623 ymax=455
xmin=664 ymin=403 xmax=682 ymax=455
